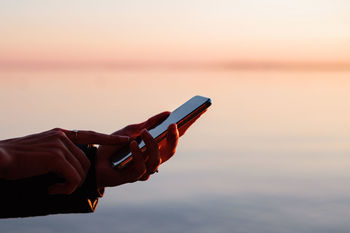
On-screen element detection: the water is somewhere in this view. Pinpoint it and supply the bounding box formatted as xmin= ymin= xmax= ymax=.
xmin=0 ymin=70 xmax=350 ymax=232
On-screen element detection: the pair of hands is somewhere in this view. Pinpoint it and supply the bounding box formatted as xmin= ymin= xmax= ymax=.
xmin=0 ymin=112 xmax=191 ymax=194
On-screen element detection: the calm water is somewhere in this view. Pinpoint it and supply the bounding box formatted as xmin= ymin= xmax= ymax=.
xmin=0 ymin=70 xmax=350 ymax=233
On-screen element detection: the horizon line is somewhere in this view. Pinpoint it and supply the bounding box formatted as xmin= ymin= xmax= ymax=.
xmin=1 ymin=61 xmax=350 ymax=72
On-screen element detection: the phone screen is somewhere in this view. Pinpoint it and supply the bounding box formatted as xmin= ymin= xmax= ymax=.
xmin=111 ymin=95 xmax=211 ymax=169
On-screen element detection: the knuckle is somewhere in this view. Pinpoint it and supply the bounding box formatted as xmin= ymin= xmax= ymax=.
xmin=57 ymin=131 xmax=67 ymax=139
xmin=51 ymin=130 xmax=66 ymax=139
xmin=51 ymin=128 xmax=64 ymax=134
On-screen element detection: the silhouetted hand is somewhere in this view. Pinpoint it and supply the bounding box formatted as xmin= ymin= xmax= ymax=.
xmin=96 ymin=110 xmax=204 ymax=188
xmin=0 ymin=128 xmax=129 ymax=195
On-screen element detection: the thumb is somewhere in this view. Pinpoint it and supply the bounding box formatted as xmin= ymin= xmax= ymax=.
xmin=142 ymin=111 xmax=170 ymax=130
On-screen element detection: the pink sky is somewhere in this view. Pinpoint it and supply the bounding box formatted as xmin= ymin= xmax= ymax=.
xmin=1 ymin=0 xmax=349 ymax=69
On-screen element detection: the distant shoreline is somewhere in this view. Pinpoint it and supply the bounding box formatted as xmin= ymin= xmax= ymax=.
xmin=1 ymin=61 xmax=350 ymax=72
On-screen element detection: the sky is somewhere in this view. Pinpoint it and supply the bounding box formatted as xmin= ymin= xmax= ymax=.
xmin=1 ymin=1 xmax=350 ymax=230
xmin=0 ymin=0 xmax=350 ymax=68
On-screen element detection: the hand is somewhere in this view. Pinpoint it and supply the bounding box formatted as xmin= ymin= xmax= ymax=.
xmin=96 ymin=112 xmax=176 ymax=188
xmin=96 ymin=110 xmax=203 ymax=188
xmin=0 ymin=128 xmax=129 ymax=195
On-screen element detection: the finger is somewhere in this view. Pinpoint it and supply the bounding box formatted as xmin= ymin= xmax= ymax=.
xmin=131 ymin=111 xmax=171 ymax=132
xmin=165 ymin=124 xmax=179 ymax=158
xmin=48 ymin=134 xmax=86 ymax=186
xmin=48 ymin=157 xmax=82 ymax=194
xmin=114 ymin=112 xmax=170 ymax=138
xmin=143 ymin=111 xmax=170 ymax=130
xmin=126 ymin=141 xmax=147 ymax=182
xmin=35 ymin=141 xmax=89 ymax=182
xmin=62 ymin=129 xmax=130 ymax=145
xmin=141 ymin=129 xmax=161 ymax=173
xmin=59 ymin=135 xmax=91 ymax=182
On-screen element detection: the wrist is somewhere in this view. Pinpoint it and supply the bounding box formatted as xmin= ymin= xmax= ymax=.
xmin=76 ymin=144 xmax=104 ymax=197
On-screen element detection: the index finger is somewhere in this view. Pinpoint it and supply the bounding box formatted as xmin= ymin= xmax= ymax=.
xmin=62 ymin=129 xmax=130 ymax=145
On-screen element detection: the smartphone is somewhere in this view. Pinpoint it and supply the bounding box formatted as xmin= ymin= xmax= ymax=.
xmin=111 ymin=95 xmax=212 ymax=169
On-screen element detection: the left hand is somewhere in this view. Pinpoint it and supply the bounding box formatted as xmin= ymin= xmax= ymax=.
xmin=0 ymin=128 xmax=129 ymax=195
xmin=95 ymin=112 xmax=180 ymax=188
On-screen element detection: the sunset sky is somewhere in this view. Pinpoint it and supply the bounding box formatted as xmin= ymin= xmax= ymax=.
xmin=1 ymin=1 xmax=350 ymax=231
xmin=0 ymin=0 xmax=349 ymax=68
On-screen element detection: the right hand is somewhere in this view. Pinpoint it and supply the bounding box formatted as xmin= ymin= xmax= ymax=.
xmin=0 ymin=128 xmax=129 ymax=195
xmin=96 ymin=110 xmax=206 ymax=188
xmin=96 ymin=112 xmax=180 ymax=188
